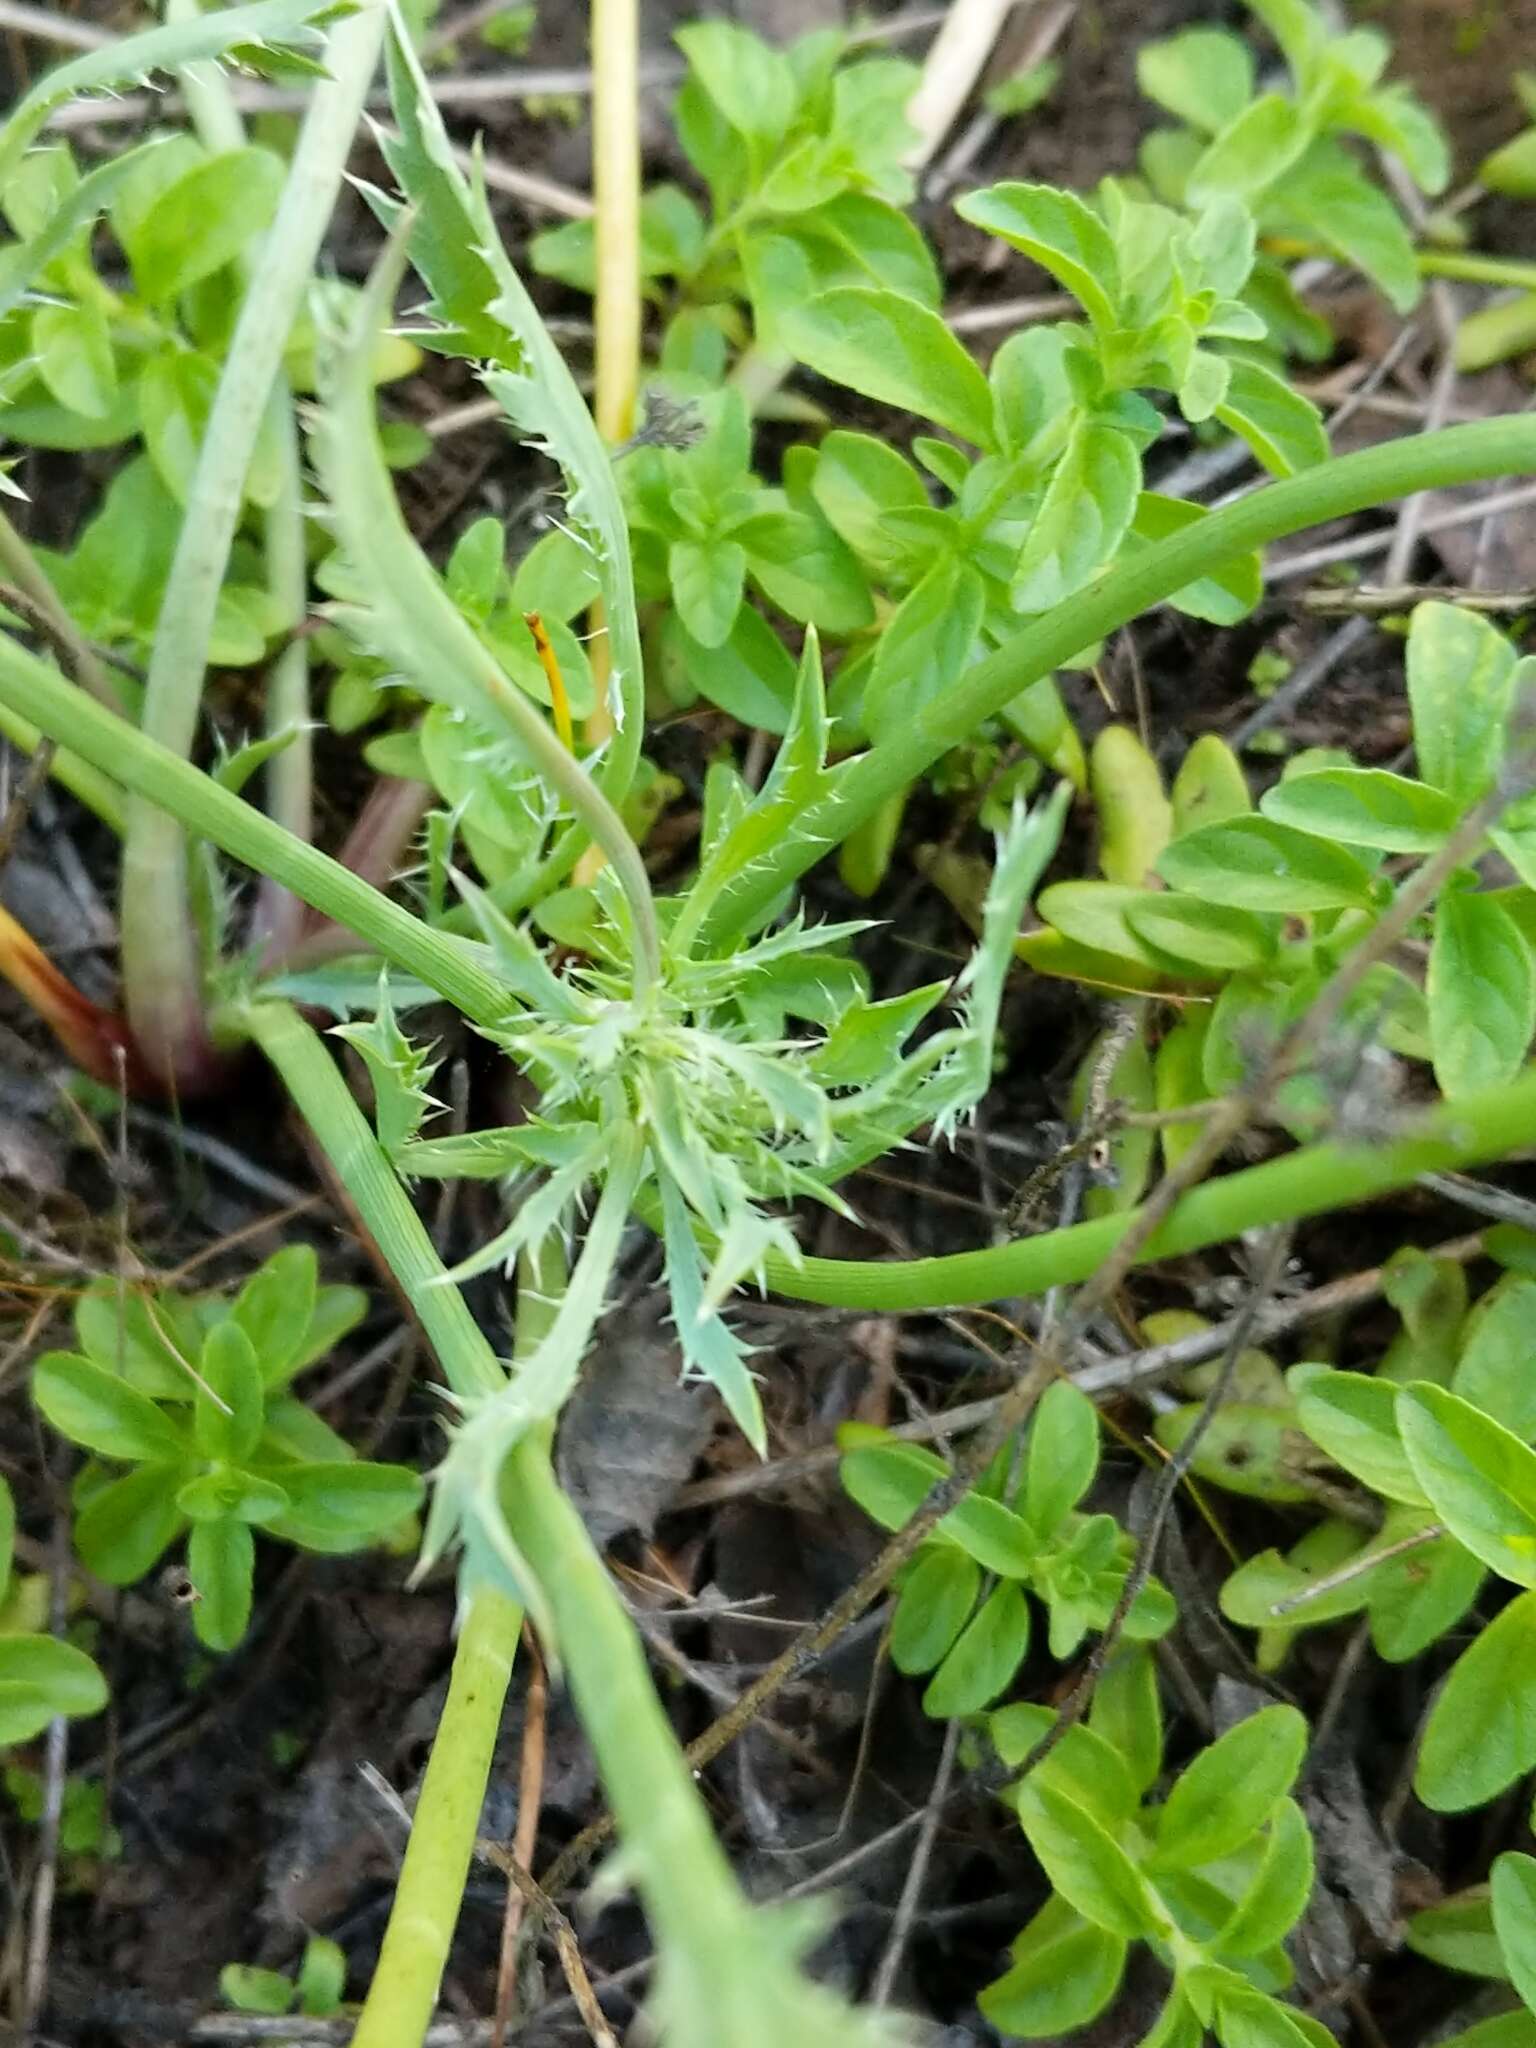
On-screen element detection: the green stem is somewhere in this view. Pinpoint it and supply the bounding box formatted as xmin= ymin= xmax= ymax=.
xmin=1418 ymin=250 xmax=1536 ymax=292
xmin=239 ymin=999 xmax=502 ymax=1394
xmin=120 ymin=0 xmax=386 ymax=1090
xmin=322 ymin=223 xmax=663 ymax=1001
xmin=0 ymin=635 xmax=507 ymax=1027
xmin=498 ymin=1437 xmax=792 ymax=1966
xmin=6 ymin=426 xmax=1536 ymax=1034
xmin=167 ymin=0 xmax=314 ymax=957
xmin=239 ymin=999 xmax=518 ymax=2047
xmin=763 ymin=1062 xmax=1536 ymax=1311
xmin=697 ymin=415 xmax=1536 ymax=943
xmin=353 ymin=1581 xmax=523 ymax=2047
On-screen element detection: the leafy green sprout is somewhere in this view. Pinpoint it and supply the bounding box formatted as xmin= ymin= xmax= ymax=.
xmin=1154 ymin=1231 xmax=1536 ymax=1819
xmin=29 ymin=1246 xmax=422 ymax=1651
xmin=839 ymin=1380 xmax=1174 ymax=1719
xmin=221 ymin=1934 xmax=348 ymax=2019
xmin=1027 ymin=601 xmax=1536 ymax=1144
xmin=985 ymin=1669 xmax=1323 ymax=2048
xmin=0 ymin=1472 xmax=107 ymax=1747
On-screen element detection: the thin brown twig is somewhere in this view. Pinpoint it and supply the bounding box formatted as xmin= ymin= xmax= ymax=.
xmin=1299 ymin=583 xmax=1536 ymax=616
xmin=869 ymin=1718 xmax=960 ymax=2006
xmin=476 ymin=1844 xmax=617 ymax=2048
xmin=0 ymin=722 xmax=54 ymax=883
xmin=19 ymin=1483 xmax=72 ymax=2041
xmin=491 ymin=1630 xmax=547 ymax=2048
xmin=1011 ymin=1224 xmax=1297 ymax=1782
xmin=1269 ymin=481 xmax=1536 ymax=584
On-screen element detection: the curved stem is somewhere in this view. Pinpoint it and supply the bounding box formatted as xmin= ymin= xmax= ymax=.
xmin=241 ymin=998 xmax=519 ymax=2047
xmin=763 ymin=1061 xmax=1536 ymax=1311
xmin=322 ymin=221 xmax=662 ymax=1001
xmin=0 ymin=634 xmax=509 ymax=1027
xmin=697 ymin=415 xmax=1536 ymax=944
xmin=166 ymin=5 xmax=314 ymax=958
xmin=120 ymin=0 xmax=386 ymax=1090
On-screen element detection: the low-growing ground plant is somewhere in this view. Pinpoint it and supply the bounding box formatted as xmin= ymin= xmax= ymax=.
xmin=30 ymin=1247 xmax=421 ymax=1650
xmin=6 ymin=0 xmax=1536 ymax=2041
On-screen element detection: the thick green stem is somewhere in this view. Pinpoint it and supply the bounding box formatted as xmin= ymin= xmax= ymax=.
xmin=240 ymin=999 xmax=518 ymax=2045
xmin=168 ymin=0 xmax=313 ymax=957
xmin=239 ymin=999 xmax=503 ymax=1394
xmin=321 ymin=223 xmax=663 ymax=1000
xmin=499 ymin=1437 xmax=789 ymax=1945
xmin=1419 ymin=250 xmax=1536 ymax=292
xmin=698 ymin=416 xmax=1536 ymax=943
xmin=353 ymin=1581 xmax=522 ymax=2047
xmin=0 ymin=637 xmax=508 ymax=1026
xmin=764 ymin=1062 xmax=1536 ymax=1310
xmin=121 ymin=0 xmax=385 ymax=1089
